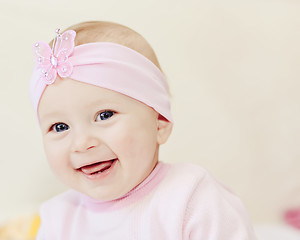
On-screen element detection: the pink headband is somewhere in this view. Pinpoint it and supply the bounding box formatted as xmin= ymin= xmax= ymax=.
xmin=30 ymin=29 xmax=172 ymax=122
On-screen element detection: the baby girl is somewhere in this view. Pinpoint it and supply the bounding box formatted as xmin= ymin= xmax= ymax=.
xmin=30 ymin=21 xmax=257 ymax=239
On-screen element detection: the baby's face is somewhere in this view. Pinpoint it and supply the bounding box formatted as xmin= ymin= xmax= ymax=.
xmin=38 ymin=78 xmax=161 ymax=200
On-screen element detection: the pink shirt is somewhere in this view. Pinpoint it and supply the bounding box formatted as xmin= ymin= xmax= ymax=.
xmin=37 ymin=162 xmax=257 ymax=239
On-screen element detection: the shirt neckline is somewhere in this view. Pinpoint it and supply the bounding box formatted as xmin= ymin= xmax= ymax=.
xmin=79 ymin=161 xmax=170 ymax=211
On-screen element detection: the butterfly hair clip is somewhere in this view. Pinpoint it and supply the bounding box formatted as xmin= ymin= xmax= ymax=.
xmin=33 ymin=29 xmax=76 ymax=85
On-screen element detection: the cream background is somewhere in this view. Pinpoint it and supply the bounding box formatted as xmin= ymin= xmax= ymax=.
xmin=0 ymin=0 xmax=299 ymax=225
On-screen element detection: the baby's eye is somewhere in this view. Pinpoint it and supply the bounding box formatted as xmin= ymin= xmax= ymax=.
xmin=51 ymin=123 xmax=69 ymax=133
xmin=96 ymin=110 xmax=115 ymax=121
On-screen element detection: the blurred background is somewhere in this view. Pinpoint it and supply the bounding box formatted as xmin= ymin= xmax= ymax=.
xmin=0 ymin=0 xmax=300 ymax=238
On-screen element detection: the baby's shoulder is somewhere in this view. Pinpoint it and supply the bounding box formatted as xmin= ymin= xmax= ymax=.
xmin=165 ymin=162 xmax=211 ymax=185
xmin=169 ymin=162 xmax=208 ymax=175
xmin=161 ymin=162 xmax=236 ymax=199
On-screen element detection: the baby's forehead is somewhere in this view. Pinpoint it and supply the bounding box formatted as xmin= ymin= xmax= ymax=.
xmin=41 ymin=78 xmax=133 ymax=103
xmin=39 ymin=78 xmax=148 ymax=112
xmin=38 ymin=78 xmax=158 ymax=127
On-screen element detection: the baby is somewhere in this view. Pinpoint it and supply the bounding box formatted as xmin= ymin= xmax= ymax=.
xmin=30 ymin=21 xmax=257 ymax=239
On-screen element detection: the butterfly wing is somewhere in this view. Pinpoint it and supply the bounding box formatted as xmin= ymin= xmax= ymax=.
xmin=33 ymin=41 xmax=57 ymax=84
xmin=57 ymin=61 xmax=73 ymax=78
xmin=41 ymin=67 xmax=57 ymax=85
xmin=54 ymin=30 xmax=76 ymax=60
xmin=54 ymin=30 xmax=76 ymax=78
xmin=33 ymin=41 xmax=52 ymax=67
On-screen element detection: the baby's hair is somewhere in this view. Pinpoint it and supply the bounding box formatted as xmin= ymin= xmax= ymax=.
xmin=50 ymin=21 xmax=162 ymax=71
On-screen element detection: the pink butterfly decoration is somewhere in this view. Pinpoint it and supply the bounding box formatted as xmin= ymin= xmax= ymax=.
xmin=33 ymin=29 xmax=76 ymax=85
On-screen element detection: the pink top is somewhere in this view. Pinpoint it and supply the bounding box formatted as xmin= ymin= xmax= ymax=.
xmin=37 ymin=162 xmax=257 ymax=239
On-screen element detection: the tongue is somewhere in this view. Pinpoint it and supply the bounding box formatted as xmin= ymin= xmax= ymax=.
xmin=81 ymin=160 xmax=114 ymax=175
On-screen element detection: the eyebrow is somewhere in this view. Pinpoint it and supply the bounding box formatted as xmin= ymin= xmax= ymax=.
xmin=88 ymin=98 xmax=121 ymax=106
xmin=39 ymin=111 xmax=65 ymax=124
xmin=39 ymin=99 xmax=120 ymax=122
xmin=83 ymin=100 xmax=122 ymax=111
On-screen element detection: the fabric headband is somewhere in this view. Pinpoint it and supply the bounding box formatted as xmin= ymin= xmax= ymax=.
xmin=30 ymin=29 xmax=173 ymax=122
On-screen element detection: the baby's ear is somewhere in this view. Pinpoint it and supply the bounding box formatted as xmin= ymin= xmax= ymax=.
xmin=157 ymin=116 xmax=173 ymax=145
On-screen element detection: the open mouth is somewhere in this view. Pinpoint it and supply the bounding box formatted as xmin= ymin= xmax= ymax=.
xmin=78 ymin=159 xmax=117 ymax=176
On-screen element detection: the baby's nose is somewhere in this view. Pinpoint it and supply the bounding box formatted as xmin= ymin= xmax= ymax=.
xmin=71 ymin=130 xmax=100 ymax=153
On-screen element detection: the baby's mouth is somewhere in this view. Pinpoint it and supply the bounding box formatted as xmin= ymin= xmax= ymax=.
xmin=79 ymin=159 xmax=117 ymax=175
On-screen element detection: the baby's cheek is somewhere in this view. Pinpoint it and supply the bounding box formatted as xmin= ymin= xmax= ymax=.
xmin=114 ymin=134 xmax=135 ymax=157
xmin=44 ymin=142 xmax=66 ymax=166
xmin=103 ymin=123 xmax=133 ymax=146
